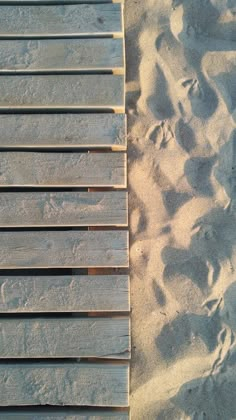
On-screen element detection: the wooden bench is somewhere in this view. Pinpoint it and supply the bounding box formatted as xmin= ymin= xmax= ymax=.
xmin=0 ymin=1 xmax=129 ymax=418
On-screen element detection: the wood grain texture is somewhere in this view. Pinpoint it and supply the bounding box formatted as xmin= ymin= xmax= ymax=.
xmin=0 ymin=75 xmax=124 ymax=110
xmin=0 ymin=411 xmax=129 ymax=420
xmin=0 ymin=38 xmax=124 ymax=72
xmin=0 ymin=4 xmax=122 ymax=37
xmin=0 ymin=318 xmax=130 ymax=359
xmin=0 ymin=275 xmax=130 ymax=312
xmin=0 ymin=363 xmax=129 ymax=407
xmin=0 ymin=231 xmax=129 ymax=268
xmin=0 ymin=0 xmax=124 ymax=2
xmin=0 ymin=114 xmax=126 ymax=149
xmin=0 ymin=152 xmax=126 ymax=187
xmin=0 ymin=192 xmax=128 ymax=227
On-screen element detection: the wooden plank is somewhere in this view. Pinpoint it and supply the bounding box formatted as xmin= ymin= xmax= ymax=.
xmin=0 ymin=114 xmax=126 ymax=149
xmin=0 ymin=38 xmax=124 ymax=72
xmin=0 ymin=318 xmax=130 ymax=359
xmin=0 ymin=231 xmax=129 ymax=268
xmin=0 ymin=4 xmax=122 ymax=37
xmin=0 ymin=152 xmax=126 ymax=187
xmin=0 ymin=0 xmax=124 ymax=2
xmin=0 ymin=363 xmax=129 ymax=407
xmin=0 ymin=0 xmax=124 ymax=3
xmin=0 ymin=75 xmax=124 ymax=110
xmin=0 ymin=411 xmax=129 ymax=419
xmin=0 ymin=192 xmax=128 ymax=227
xmin=0 ymin=275 xmax=130 ymax=312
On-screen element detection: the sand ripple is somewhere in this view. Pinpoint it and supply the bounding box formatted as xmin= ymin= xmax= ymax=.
xmin=127 ymin=0 xmax=236 ymax=418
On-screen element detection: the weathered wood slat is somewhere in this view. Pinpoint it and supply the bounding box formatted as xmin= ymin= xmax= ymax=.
xmin=0 ymin=411 xmax=129 ymax=420
xmin=0 ymin=114 xmax=126 ymax=149
xmin=0 ymin=363 xmax=129 ymax=407
xmin=0 ymin=192 xmax=128 ymax=227
xmin=0 ymin=275 xmax=130 ymax=312
xmin=0 ymin=152 xmax=126 ymax=187
xmin=0 ymin=4 xmax=122 ymax=37
xmin=0 ymin=318 xmax=130 ymax=359
xmin=0 ymin=0 xmax=124 ymax=2
xmin=0 ymin=231 xmax=128 ymax=268
xmin=0 ymin=75 xmax=124 ymax=110
xmin=0 ymin=38 xmax=124 ymax=72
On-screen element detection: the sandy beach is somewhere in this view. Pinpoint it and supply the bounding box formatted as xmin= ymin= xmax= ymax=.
xmin=126 ymin=1 xmax=236 ymax=418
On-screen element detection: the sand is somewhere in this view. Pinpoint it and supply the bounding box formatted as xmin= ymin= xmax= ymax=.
xmin=126 ymin=1 xmax=236 ymax=418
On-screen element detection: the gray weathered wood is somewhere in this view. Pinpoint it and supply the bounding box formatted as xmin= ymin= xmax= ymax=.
xmin=0 ymin=152 xmax=126 ymax=187
xmin=0 ymin=192 xmax=128 ymax=227
xmin=0 ymin=75 xmax=124 ymax=110
xmin=0 ymin=38 xmax=124 ymax=72
xmin=0 ymin=4 xmax=122 ymax=37
xmin=0 ymin=0 xmax=124 ymax=2
xmin=0 ymin=411 xmax=129 ymax=420
xmin=0 ymin=318 xmax=130 ymax=359
xmin=0 ymin=363 xmax=129 ymax=407
xmin=0 ymin=114 xmax=126 ymax=149
xmin=0 ymin=275 xmax=130 ymax=312
xmin=0 ymin=231 xmax=129 ymax=268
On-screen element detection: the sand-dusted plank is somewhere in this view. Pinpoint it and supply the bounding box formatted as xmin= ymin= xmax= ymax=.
xmin=0 ymin=192 xmax=128 ymax=227
xmin=0 ymin=38 xmax=124 ymax=72
xmin=0 ymin=0 xmax=124 ymax=2
xmin=0 ymin=152 xmax=126 ymax=187
xmin=0 ymin=410 xmax=129 ymax=419
xmin=0 ymin=275 xmax=130 ymax=312
xmin=0 ymin=231 xmax=128 ymax=268
xmin=0 ymin=363 xmax=129 ymax=407
xmin=0 ymin=75 xmax=124 ymax=110
xmin=0 ymin=114 xmax=126 ymax=149
xmin=0 ymin=318 xmax=130 ymax=359
xmin=0 ymin=4 xmax=122 ymax=37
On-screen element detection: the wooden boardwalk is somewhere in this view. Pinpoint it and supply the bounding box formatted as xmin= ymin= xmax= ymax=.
xmin=0 ymin=0 xmax=129 ymax=418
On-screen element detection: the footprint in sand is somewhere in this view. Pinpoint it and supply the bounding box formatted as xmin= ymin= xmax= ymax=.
xmin=215 ymin=130 xmax=236 ymax=202
xmin=145 ymin=120 xmax=175 ymax=149
xmin=175 ymin=118 xmax=196 ymax=153
xmin=184 ymin=155 xmax=217 ymax=197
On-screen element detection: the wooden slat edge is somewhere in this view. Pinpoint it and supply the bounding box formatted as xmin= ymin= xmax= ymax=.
xmin=0 ymin=152 xmax=126 ymax=188
xmin=0 ymin=230 xmax=129 ymax=268
xmin=0 ymin=4 xmax=123 ymax=37
xmin=0 ymin=0 xmax=125 ymax=3
xmin=0 ymin=192 xmax=128 ymax=227
xmin=0 ymin=363 xmax=129 ymax=407
xmin=0 ymin=75 xmax=124 ymax=111
xmin=0 ymin=318 xmax=130 ymax=359
xmin=0 ymin=114 xmax=127 ymax=149
xmin=0 ymin=38 xmax=124 ymax=73
xmin=0 ymin=275 xmax=130 ymax=312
